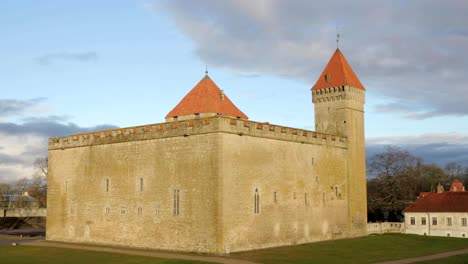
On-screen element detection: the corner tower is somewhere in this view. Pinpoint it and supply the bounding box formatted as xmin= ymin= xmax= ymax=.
xmin=312 ymin=49 xmax=367 ymax=236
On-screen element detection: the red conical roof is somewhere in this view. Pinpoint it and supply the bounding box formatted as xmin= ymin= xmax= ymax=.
xmin=166 ymin=75 xmax=248 ymax=119
xmin=312 ymin=49 xmax=365 ymax=90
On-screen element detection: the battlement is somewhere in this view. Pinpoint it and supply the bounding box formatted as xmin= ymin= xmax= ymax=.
xmin=312 ymin=85 xmax=365 ymax=104
xmin=48 ymin=117 xmax=347 ymax=150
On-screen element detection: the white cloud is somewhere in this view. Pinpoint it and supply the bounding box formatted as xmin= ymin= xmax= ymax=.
xmin=151 ymin=0 xmax=468 ymax=118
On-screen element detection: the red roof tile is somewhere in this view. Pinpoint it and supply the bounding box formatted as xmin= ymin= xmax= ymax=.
xmin=403 ymin=192 xmax=468 ymax=213
xmin=166 ymin=75 xmax=248 ymax=119
xmin=449 ymin=180 xmax=466 ymax=192
xmin=312 ymin=49 xmax=365 ymax=91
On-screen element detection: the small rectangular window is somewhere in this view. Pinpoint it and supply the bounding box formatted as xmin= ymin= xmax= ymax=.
xmin=305 ymin=193 xmax=309 ymax=206
xmin=462 ymin=218 xmax=467 ymax=226
xmin=173 ymin=189 xmax=180 ymax=216
xmin=105 ymin=207 xmax=110 ymax=215
xmin=274 ymin=192 xmax=277 ymax=203
xmin=139 ymin=178 xmax=144 ymax=192
xmin=121 ymin=206 xmax=126 ymax=215
xmin=410 ymin=217 xmax=415 ymax=225
xmin=432 ymin=217 xmax=438 ymax=226
xmin=447 ymin=217 xmax=452 ymax=226
xmin=138 ymin=207 xmax=142 ymax=215
xmin=105 ymin=179 xmax=109 ymax=192
xmin=155 ymin=204 xmax=160 ymax=217
xmin=421 ymin=217 xmax=426 ymax=225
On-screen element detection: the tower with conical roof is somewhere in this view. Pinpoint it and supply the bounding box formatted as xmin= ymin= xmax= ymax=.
xmin=312 ymin=48 xmax=367 ymax=236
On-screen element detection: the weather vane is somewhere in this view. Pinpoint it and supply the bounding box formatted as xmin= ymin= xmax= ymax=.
xmin=336 ymin=27 xmax=341 ymax=49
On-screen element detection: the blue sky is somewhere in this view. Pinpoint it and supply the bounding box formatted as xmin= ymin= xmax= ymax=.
xmin=1 ymin=0 xmax=467 ymax=181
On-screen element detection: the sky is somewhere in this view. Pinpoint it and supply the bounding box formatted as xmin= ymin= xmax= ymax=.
xmin=1 ymin=0 xmax=467 ymax=182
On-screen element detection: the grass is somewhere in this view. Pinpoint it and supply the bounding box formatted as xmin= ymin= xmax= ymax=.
xmin=0 ymin=246 xmax=213 ymax=264
xmin=233 ymin=234 xmax=468 ymax=264
xmin=1 ymin=234 xmax=467 ymax=263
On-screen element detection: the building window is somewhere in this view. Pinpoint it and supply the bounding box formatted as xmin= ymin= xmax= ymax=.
xmin=173 ymin=189 xmax=180 ymax=216
xmin=254 ymin=188 xmax=260 ymax=214
xmin=274 ymin=191 xmax=277 ymax=203
xmin=155 ymin=204 xmax=160 ymax=217
xmin=105 ymin=179 xmax=109 ymax=192
xmin=447 ymin=217 xmax=452 ymax=226
xmin=462 ymin=218 xmax=467 ymax=226
xmin=305 ymin=193 xmax=309 ymax=206
xmin=432 ymin=217 xmax=438 ymax=226
xmin=410 ymin=217 xmax=415 ymax=225
xmin=105 ymin=207 xmax=110 ymax=215
xmin=138 ymin=207 xmax=142 ymax=215
xmin=121 ymin=207 xmax=126 ymax=215
xmin=311 ymin=158 xmax=314 ymax=165
xmin=139 ymin=178 xmax=144 ymax=192
xmin=421 ymin=217 xmax=427 ymax=225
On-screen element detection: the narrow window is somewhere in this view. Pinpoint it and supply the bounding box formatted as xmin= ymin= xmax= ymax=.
xmin=254 ymin=188 xmax=260 ymax=214
xmin=421 ymin=217 xmax=427 ymax=225
xmin=138 ymin=207 xmax=142 ymax=215
xmin=121 ymin=206 xmax=126 ymax=215
xmin=105 ymin=207 xmax=110 ymax=215
xmin=105 ymin=179 xmax=109 ymax=192
xmin=335 ymin=186 xmax=338 ymax=197
xmin=155 ymin=204 xmax=160 ymax=217
xmin=139 ymin=178 xmax=144 ymax=192
xmin=447 ymin=217 xmax=452 ymax=226
xmin=274 ymin=191 xmax=277 ymax=203
xmin=173 ymin=189 xmax=180 ymax=216
xmin=432 ymin=217 xmax=438 ymax=226
xmin=305 ymin=193 xmax=309 ymax=206
xmin=311 ymin=158 xmax=314 ymax=165
xmin=410 ymin=217 xmax=415 ymax=225
xmin=293 ymin=192 xmax=296 ymax=200
xmin=462 ymin=218 xmax=467 ymax=226
xmin=316 ymin=176 xmax=319 ymax=183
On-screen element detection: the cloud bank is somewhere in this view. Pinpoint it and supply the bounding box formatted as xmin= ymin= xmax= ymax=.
xmin=0 ymin=98 xmax=117 ymax=183
xmin=153 ymin=0 xmax=468 ymax=119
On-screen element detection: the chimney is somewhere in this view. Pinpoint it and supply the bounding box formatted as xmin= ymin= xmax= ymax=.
xmin=436 ymin=183 xmax=444 ymax=194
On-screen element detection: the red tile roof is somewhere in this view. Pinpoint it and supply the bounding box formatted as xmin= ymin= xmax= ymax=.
xmin=449 ymin=180 xmax=466 ymax=192
xmin=312 ymin=49 xmax=365 ymax=91
xmin=403 ymin=192 xmax=468 ymax=213
xmin=166 ymin=75 xmax=248 ymax=119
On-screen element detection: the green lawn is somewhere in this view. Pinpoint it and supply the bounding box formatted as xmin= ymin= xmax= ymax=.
xmin=0 ymin=246 xmax=212 ymax=264
xmin=233 ymin=234 xmax=468 ymax=264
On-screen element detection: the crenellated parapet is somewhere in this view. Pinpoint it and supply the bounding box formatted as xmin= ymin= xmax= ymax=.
xmin=49 ymin=117 xmax=346 ymax=150
xmin=312 ymin=85 xmax=365 ymax=104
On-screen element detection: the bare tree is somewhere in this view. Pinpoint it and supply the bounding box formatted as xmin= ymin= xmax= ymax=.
xmin=444 ymin=162 xmax=464 ymax=181
xmin=29 ymin=157 xmax=48 ymax=207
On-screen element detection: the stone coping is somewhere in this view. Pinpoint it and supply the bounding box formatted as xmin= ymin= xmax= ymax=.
xmin=49 ymin=117 xmax=347 ymax=150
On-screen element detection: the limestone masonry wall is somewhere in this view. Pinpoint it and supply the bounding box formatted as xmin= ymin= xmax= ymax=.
xmin=49 ymin=117 xmax=346 ymax=151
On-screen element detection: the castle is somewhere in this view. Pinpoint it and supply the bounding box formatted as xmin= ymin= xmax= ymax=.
xmin=46 ymin=48 xmax=367 ymax=253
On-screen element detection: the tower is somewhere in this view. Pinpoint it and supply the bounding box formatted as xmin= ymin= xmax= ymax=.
xmin=312 ymin=48 xmax=367 ymax=236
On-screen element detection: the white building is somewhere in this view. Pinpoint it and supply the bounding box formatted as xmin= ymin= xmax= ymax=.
xmin=403 ymin=181 xmax=468 ymax=238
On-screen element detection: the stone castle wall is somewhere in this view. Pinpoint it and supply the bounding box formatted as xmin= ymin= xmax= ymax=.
xmin=47 ymin=116 xmax=352 ymax=253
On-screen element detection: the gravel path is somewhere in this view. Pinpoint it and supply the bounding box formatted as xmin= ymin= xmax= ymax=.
xmin=374 ymin=248 xmax=468 ymax=264
xmin=22 ymin=240 xmax=259 ymax=264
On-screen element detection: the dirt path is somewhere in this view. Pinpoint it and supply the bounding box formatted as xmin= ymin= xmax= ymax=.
xmin=374 ymin=248 xmax=468 ymax=264
xmin=22 ymin=240 xmax=259 ymax=264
